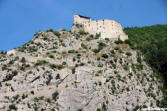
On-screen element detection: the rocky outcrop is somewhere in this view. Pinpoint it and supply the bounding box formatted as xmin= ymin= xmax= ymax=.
xmin=0 ymin=30 xmax=163 ymax=111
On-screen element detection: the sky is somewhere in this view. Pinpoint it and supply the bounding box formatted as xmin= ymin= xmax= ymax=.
xmin=0 ymin=0 xmax=167 ymax=51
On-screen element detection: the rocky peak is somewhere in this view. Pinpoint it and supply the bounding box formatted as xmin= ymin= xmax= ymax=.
xmin=0 ymin=29 xmax=163 ymax=111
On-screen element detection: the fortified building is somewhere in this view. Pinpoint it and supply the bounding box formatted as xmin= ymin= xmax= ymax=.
xmin=72 ymin=14 xmax=128 ymax=41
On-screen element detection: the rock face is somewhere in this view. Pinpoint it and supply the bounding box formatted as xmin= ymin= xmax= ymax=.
xmin=0 ymin=29 xmax=163 ymax=111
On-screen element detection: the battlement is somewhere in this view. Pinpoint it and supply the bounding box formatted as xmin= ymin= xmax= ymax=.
xmin=74 ymin=14 xmax=91 ymax=24
xmin=73 ymin=14 xmax=128 ymax=41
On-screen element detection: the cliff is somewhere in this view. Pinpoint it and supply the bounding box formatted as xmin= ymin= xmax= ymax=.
xmin=0 ymin=29 xmax=163 ymax=111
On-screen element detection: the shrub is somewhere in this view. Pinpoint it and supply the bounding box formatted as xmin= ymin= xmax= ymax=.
xmin=114 ymin=46 xmax=120 ymax=50
xmin=9 ymin=104 xmax=17 ymax=110
xmin=14 ymin=56 xmax=19 ymax=61
xmin=56 ymin=74 xmax=60 ymax=79
xmin=52 ymin=91 xmax=59 ymax=101
xmin=49 ymin=64 xmax=57 ymax=69
xmin=78 ymin=109 xmax=83 ymax=111
xmin=123 ymin=65 xmax=129 ymax=70
xmin=46 ymin=74 xmax=52 ymax=85
xmin=92 ymin=42 xmax=106 ymax=54
xmin=35 ymin=60 xmax=48 ymax=66
xmin=61 ymin=29 xmax=67 ymax=31
xmin=135 ymin=64 xmax=143 ymax=70
xmin=126 ymin=52 xmax=132 ymax=56
xmin=3 ymin=70 xmax=18 ymax=82
xmin=115 ymin=39 xmax=123 ymax=44
xmin=31 ymin=91 xmax=34 ymax=95
xmin=112 ymin=63 xmax=116 ymax=68
xmin=62 ymin=61 xmax=66 ymax=65
xmin=81 ymin=43 xmax=88 ymax=49
xmin=47 ymin=29 xmax=54 ymax=32
xmin=92 ymin=48 xmax=100 ymax=54
xmin=102 ymin=54 xmax=108 ymax=58
xmin=95 ymin=33 xmax=101 ymax=39
xmin=137 ymin=55 xmax=142 ymax=63
xmin=132 ymin=105 xmax=140 ymax=111
xmin=12 ymin=70 xmax=18 ymax=76
xmin=102 ymin=102 xmax=107 ymax=111
xmin=98 ymin=64 xmax=103 ymax=67
xmin=79 ymin=62 xmax=85 ymax=66
xmin=2 ymin=64 xmax=7 ymax=71
xmin=72 ymin=68 xmax=75 ymax=74
xmin=27 ymin=46 xmax=37 ymax=53
xmin=86 ymin=35 xmax=94 ymax=41
xmin=75 ymin=24 xmax=83 ymax=28
xmin=98 ymin=42 xmax=106 ymax=50
xmin=49 ymin=64 xmax=64 ymax=70
xmin=97 ymin=108 xmax=102 ymax=111
xmin=51 ymin=108 xmax=56 ymax=111
xmin=20 ymin=57 xmax=26 ymax=63
xmin=124 ymin=39 xmax=130 ymax=44
xmin=57 ymin=65 xmax=64 ymax=70
xmin=68 ymin=50 xmax=76 ymax=53
xmin=105 ymin=38 xmax=110 ymax=41
xmin=9 ymin=60 xmax=14 ymax=64
xmin=78 ymin=30 xmax=88 ymax=35
xmin=48 ymin=54 xmax=54 ymax=58
xmin=54 ymin=31 xmax=61 ymax=37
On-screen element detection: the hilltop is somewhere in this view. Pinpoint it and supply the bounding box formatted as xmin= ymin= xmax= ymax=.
xmin=0 ymin=27 xmax=164 ymax=111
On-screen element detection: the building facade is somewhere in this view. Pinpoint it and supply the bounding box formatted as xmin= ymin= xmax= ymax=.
xmin=73 ymin=14 xmax=128 ymax=41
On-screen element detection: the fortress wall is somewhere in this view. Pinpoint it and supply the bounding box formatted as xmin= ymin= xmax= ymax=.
xmin=73 ymin=14 xmax=128 ymax=41
xmin=74 ymin=15 xmax=91 ymax=24
xmin=83 ymin=19 xmax=124 ymax=39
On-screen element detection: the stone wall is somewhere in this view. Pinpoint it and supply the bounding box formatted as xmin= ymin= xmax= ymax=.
xmin=74 ymin=15 xmax=91 ymax=24
xmin=73 ymin=14 xmax=128 ymax=41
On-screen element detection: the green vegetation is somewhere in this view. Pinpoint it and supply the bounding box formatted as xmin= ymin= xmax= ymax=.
xmin=86 ymin=34 xmax=100 ymax=41
xmin=95 ymin=33 xmax=101 ymax=39
xmin=68 ymin=49 xmax=76 ymax=53
xmin=102 ymin=54 xmax=108 ymax=58
xmin=52 ymin=91 xmax=59 ymax=101
xmin=115 ymin=39 xmax=123 ymax=44
xmin=56 ymin=64 xmax=64 ymax=70
xmin=54 ymin=31 xmax=61 ymax=37
xmin=92 ymin=42 xmax=106 ymax=53
xmin=46 ymin=29 xmax=61 ymax=37
xmin=78 ymin=30 xmax=88 ymax=35
xmin=3 ymin=70 xmax=18 ymax=82
xmin=46 ymin=74 xmax=53 ymax=85
xmin=96 ymin=108 xmax=102 ymax=111
xmin=46 ymin=52 xmax=54 ymax=59
xmin=86 ymin=35 xmax=94 ymax=41
xmin=49 ymin=64 xmax=64 ymax=70
xmin=47 ymin=28 xmax=54 ymax=32
xmin=35 ymin=60 xmax=48 ymax=67
xmin=72 ymin=68 xmax=75 ymax=74
xmin=126 ymin=52 xmax=132 ymax=56
xmin=75 ymin=24 xmax=83 ymax=28
xmin=77 ymin=109 xmax=83 ymax=111
xmin=20 ymin=57 xmax=26 ymax=63
xmin=81 ymin=43 xmax=88 ymax=49
xmin=9 ymin=104 xmax=17 ymax=110
xmin=124 ymin=24 xmax=167 ymax=107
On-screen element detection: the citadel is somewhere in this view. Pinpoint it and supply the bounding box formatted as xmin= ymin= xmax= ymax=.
xmin=72 ymin=14 xmax=128 ymax=41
